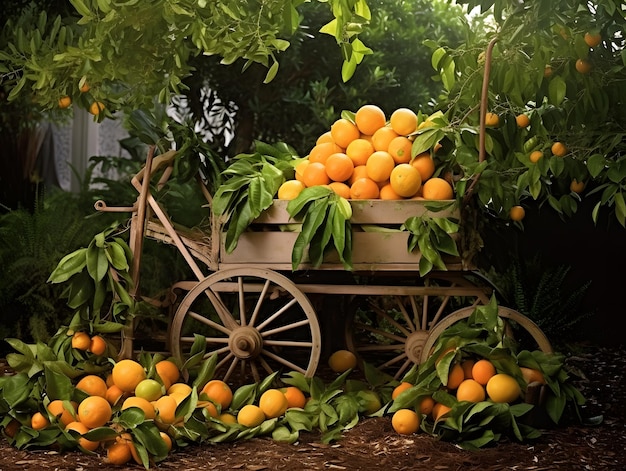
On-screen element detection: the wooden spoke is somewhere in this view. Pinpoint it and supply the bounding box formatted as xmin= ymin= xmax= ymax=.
xmin=345 ymin=272 xmax=492 ymax=378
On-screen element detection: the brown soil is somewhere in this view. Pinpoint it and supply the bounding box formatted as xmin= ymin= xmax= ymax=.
xmin=1 ymin=344 xmax=624 ymax=471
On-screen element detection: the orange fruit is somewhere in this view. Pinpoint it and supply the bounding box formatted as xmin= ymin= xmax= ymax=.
xmin=78 ymin=396 xmax=112 ymax=428
xmin=89 ymin=101 xmax=105 ymax=116
xmin=203 ymin=401 xmax=219 ymax=418
xmin=411 ymin=153 xmax=435 ymax=181
xmin=106 ymin=441 xmax=132 ymax=465
xmin=456 ymin=379 xmax=486 ymax=403
xmin=330 ymin=118 xmax=360 ymax=148
xmin=219 ymin=412 xmax=237 ymax=424
xmin=485 ymin=112 xmax=500 ymax=127
xmin=570 ymin=179 xmax=585 ymax=194
xmin=328 ymin=181 xmax=351 ymax=199
xmin=71 ymin=331 xmax=91 ymax=350
xmin=155 ymin=360 xmax=181 ymax=387
xmin=105 ymin=385 xmax=125 ymax=406
xmin=79 ymin=81 xmax=90 ymax=93
xmin=126 ymin=438 xmax=143 ymax=466
xmin=237 ymin=404 xmax=266 ymax=427
xmin=201 ymin=380 xmax=233 ymax=409
xmin=316 ymin=131 xmax=334 ymax=144
xmin=365 ymin=151 xmax=395 ymax=182
xmin=584 ymin=32 xmax=601 ymax=48
xmin=47 ymin=400 xmax=77 ymax=428
xmin=328 ymin=349 xmax=357 ymax=373
xmin=391 ymin=409 xmax=420 ymax=435
xmin=154 ymin=395 xmax=178 ymax=424
xmin=520 ymin=367 xmax=546 ymax=385
xmin=389 ymin=108 xmax=418 ymax=136
xmin=159 ymin=431 xmax=173 ymax=452
xmin=509 ymin=205 xmax=525 ymax=221
xmin=135 ymin=379 xmax=164 ymax=402
xmin=486 ymin=373 xmax=521 ymax=403
xmin=461 ymin=359 xmax=476 ymax=379
xmin=58 ymin=96 xmax=72 ymax=109
xmin=309 ymin=142 xmax=342 ymax=164
xmin=354 ymin=104 xmax=386 ymax=136
xmin=422 ymin=177 xmax=453 ymax=200
xmin=391 ymin=382 xmax=413 ymax=400
xmin=390 ymin=163 xmax=422 ymax=198
xmin=112 ymin=359 xmax=146 ymax=393
xmin=350 ymin=177 xmax=379 ymax=200
xmin=379 ymin=183 xmax=403 ymax=200
xmin=283 ymin=386 xmax=307 ymax=409
xmin=31 ymin=411 xmax=50 ymax=430
xmin=432 ymin=403 xmax=451 ymax=421
xmin=575 ymin=58 xmax=592 ymax=74
xmin=76 ymin=375 xmax=108 ymax=398
xmin=65 ymin=421 xmax=100 ymax=451
xmin=446 ymin=363 xmax=465 ymax=390
xmin=121 ymin=396 xmax=156 ymax=420
xmin=387 ymin=136 xmax=413 ymax=164
xmin=301 ymin=161 xmax=331 ymax=187
xmin=325 ymin=152 xmax=355 ymax=182
xmin=371 ymin=126 xmax=399 ymax=152
xmin=418 ymin=396 xmax=435 ymax=415
xmin=515 ymin=114 xmax=530 ymax=128
xmin=89 ymin=335 xmax=106 ymax=356
xmin=348 ymin=165 xmax=369 ymax=186
xmin=471 ymin=359 xmax=496 ymax=386
xmin=167 ymin=383 xmax=193 ymax=404
xmin=295 ymin=160 xmax=310 ymax=183
xmin=529 ymin=150 xmax=543 ymax=163
xmin=346 ymin=138 xmax=375 ymax=167
xmin=277 ymin=179 xmax=305 ymax=200
xmin=259 ymin=389 xmax=289 ymax=419
xmin=551 ymin=141 xmax=567 ymax=157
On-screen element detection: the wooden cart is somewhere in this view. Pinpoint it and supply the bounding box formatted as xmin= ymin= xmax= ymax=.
xmin=95 ymin=148 xmax=551 ymax=386
xmin=95 ymin=38 xmax=550 ymax=385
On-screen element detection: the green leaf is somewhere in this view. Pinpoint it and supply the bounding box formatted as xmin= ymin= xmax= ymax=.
xmin=44 ymin=364 xmax=74 ymax=400
xmin=47 ymin=248 xmax=88 ymax=283
xmin=86 ymin=244 xmax=109 ymax=282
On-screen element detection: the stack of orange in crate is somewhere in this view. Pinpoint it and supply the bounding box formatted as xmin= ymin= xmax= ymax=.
xmin=277 ymin=105 xmax=454 ymax=201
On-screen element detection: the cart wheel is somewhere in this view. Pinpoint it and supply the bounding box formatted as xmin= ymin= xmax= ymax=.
xmin=345 ymin=272 xmax=491 ymax=380
xmin=420 ymin=305 xmax=552 ymax=363
xmin=170 ymin=268 xmax=321 ymax=386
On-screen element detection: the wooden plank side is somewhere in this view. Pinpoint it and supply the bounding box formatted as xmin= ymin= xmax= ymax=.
xmin=253 ymin=199 xmax=458 ymax=225
xmin=220 ymin=231 xmax=423 ymax=266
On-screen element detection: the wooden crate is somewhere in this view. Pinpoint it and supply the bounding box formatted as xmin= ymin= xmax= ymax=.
xmin=219 ymin=199 xmax=461 ymax=272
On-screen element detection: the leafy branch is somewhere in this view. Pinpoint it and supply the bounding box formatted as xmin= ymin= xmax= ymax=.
xmin=402 ymin=207 xmax=460 ymax=276
xmin=47 ymin=223 xmax=134 ymax=334
xmin=286 ymin=186 xmax=353 ymax=271
xmin=211 ymin=141 xmax=298 ymax=253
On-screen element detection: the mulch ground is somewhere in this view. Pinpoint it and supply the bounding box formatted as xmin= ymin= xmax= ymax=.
xmin=1 ymin=343 xmax=624 ymax=471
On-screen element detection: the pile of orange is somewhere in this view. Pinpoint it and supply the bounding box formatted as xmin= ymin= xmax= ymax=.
xmin=277 ymin=105 xmax=454 ymax=201
xmin=28 ymin=358 xmax=185 ymax=466
xmin=388 ymin=357 xmax=543 ymax=435
xmin=26 ymin=357 xmax=312 ymax=466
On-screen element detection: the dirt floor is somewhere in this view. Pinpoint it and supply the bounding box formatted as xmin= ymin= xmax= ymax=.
xmin=1 ymin=343 xmax=624 ymax=471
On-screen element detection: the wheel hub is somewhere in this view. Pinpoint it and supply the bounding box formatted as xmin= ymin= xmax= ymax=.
xmin=228 ymin=326 xmax=263 ymax=359
xmin=405 ymin=330 xmax=430 ymax=363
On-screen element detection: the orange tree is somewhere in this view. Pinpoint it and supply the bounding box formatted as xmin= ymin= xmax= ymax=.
xmin=0 ymin=0 xmax=372 ymax=120
xmin=412 ymin=0 xmax=626 ymax=227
